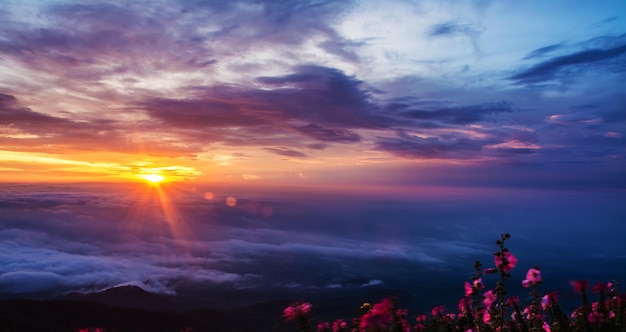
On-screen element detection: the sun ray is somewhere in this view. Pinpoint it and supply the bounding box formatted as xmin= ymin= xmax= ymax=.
xmin=126 ymin=181 xmax=194 ymax=253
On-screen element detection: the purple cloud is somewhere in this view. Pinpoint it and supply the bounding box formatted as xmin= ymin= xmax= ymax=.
xmin=296 ymin=124 xmax=361 ymax=143
xmin=264 ymin=147 xmax=308 ymax=158
xmin=396 ymin=102 xmax=513 ymax=125
xmin=375 ymin=130 xmax=485 ymax=159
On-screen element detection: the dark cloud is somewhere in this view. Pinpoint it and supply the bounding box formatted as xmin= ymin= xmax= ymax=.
xmin=142 ymin=66 xmax=380 ymax=132
xmin=0 ymin=93 xmax=194 ymax=155
xmin=0 ymin=4 xmax=177 ymax=77
xmin=307 ymin=143 xmax=328 ymax=150
xmin=139 ymin=66 xmax=381 ymax=148
xmin=428 ymin=20 xmax=482 ymax=53
xmin=492 ymin=147 xmax=536 ymax=155
xmin=180 ymin=0 xmax=353 ymax=45
xmin=0 ymin=1 xmax=356 ymax=82
xmin=0 ymin=93 xmax=72 ymax=130
xmin=264 ymin=147 xmax=308 ymax=158
xmin=397 ymin=101 xmax=512 ymax=124
xmin=510 ymin=41 xmax=626 ymax=84
xmin=375 ymin=130 xmax=484 ymax=159
xmin=429 ymin=21 xmax=480 ymax=38
xmin=522 ymin=44 xmax=563 ymax=60
xmin=254 ymin=66 xmax=382 ymax=128
xmin=295 ymin=123 xmax=361 ymax=143
xmin=141 ymin=97 xmax=269 ymax=128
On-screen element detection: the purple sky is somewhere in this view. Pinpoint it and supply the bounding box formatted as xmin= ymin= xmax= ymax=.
xmin=0 ymin=0 xmax=624 ymax=185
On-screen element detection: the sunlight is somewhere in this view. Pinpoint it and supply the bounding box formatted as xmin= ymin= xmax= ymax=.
xmin=126 ymin=181 xmax=195 ymax=252
xmin=139 ymin=173 xmax=165 ymax=184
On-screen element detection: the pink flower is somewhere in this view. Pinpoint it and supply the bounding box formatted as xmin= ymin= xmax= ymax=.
xmin=494 ymin=251 xmax=518 ymax=272
xmin=360 ymin=298 xmax=395 ymax=331
xmin=474 ymin=278 xmax=484 ymax=289
xmin=318 ymin=322 xmax=330 ymax=332
xmin=588 ymin=312 xmax=603 ymax=324
xmin=464 ymin=282 xmax=473 ymax=296
xmin=482 ymin=311 xmax=491 ymax=324
xmin=332 ymin=320 xmax=347 ymax=331
xmin=571 ymin=280 xmax=588 ymax=292
xmin=593 ymin=282 xmax=608 ymax=293
xmin=483 ymin=290 xmax=497 ymax=307
xmin=609 ymin=311 xmax=616 ymax=319
xmin=431 ymin=305 xmax=445 ymax=317
xmin=542 ymin=321 xmax=551 ymax=332
xmin=592 ymin=301 xmax=600 ymax=311
xmin=284 ymin=302 xmax=312 ymax=321
xmin=522 ymin=267 xmax=541 ymax=287
xmin=458 ymin=297 xmax=471 ymax=313
xmin=541 ymin=292 xmax=557 ymax=309
xmin=507 ymin=296 xmax=519 ymax=306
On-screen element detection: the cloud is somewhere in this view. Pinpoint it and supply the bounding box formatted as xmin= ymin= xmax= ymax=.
xmin=264 ymin=147 xmax=308 ymax=158
xmin=253 ymin=65 xmax=383 ymax=128
xmin=0 ymin=229 xmax=246 ymax=296
xmin=0 ymin=93 xmax=74 ymax=131
xmin=522 ymin=44 xmax=563 ymax=60
xmin=360 ymin=279 xmax=383 ymax=287
xmin=295 ymin=123 xmax=361 ymax=143
xmin=0 ymin=1 xmax=623 ymax=187
xmin=397 ymin=102 xmax=512 ymax=125
xmin=1 ymin=182 xmax=625 ymax=303
xmin=510 ymin=39 xmax=626 ymax=84
xmin=429 ymin=21 xmax=481 ymax=38
xmin=0 ymin=93 xmax=192 ymax=156
xmin=307 ymin=143 xmax=329 ymax=150
xmin=140 ymin=96 xmax=269 ymax=129
xmin=138 ymin=65 xmax=382 ymax=149
xmin=428 ymin=20 xmax=483 ymax=54
xmin=375 ymin=134 xmax=483 ymax=159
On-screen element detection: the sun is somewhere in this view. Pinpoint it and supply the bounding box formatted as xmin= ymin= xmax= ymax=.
xmin=139 ymin=173 xmax=165 ymax=184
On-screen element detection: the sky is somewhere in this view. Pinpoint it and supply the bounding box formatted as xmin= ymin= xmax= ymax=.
xmin=1 ymin=0 xmax=626 ymax=312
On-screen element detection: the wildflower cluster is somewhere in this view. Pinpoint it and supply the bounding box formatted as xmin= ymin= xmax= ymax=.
xmin=284 ymin=233 xmax=626 ymax=332
xmin=284 ymin=302 xmax=315 ymax=332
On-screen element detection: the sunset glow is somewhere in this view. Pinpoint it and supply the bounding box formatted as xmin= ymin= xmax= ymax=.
xmin=0 ymin=0 xmax=624 ymax=325
xmin=139 ymin=174 xmax=165 ymax=184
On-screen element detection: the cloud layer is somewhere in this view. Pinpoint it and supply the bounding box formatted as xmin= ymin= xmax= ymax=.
xmin=1 ymin=183 xmax=625 ymax=304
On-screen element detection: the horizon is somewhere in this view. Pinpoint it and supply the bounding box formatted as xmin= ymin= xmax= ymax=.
xmin=1 ymin=0 xmax=625 ymax=316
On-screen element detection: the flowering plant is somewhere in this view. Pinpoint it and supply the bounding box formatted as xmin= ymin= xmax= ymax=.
xmin=284 ymin=233 xmax=626 ymax=332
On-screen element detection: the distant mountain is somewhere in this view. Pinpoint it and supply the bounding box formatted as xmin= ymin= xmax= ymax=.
xmin=58 ymin=285 xmax=183 ymax=312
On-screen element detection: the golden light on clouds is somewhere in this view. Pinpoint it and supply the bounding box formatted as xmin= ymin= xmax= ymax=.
xmin=133 ymin=165 xmax=203 ymax=183
xmin=0 ymin=150 xmax=203 ymax=183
